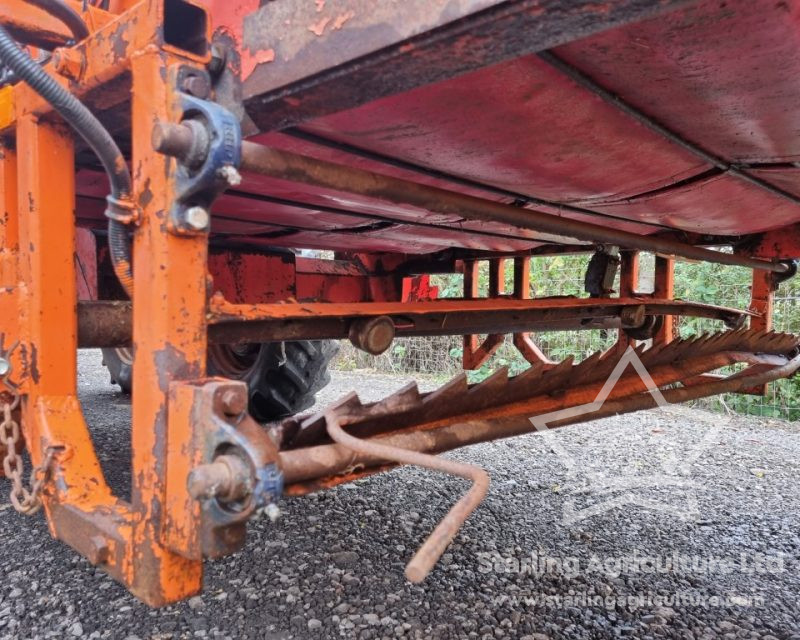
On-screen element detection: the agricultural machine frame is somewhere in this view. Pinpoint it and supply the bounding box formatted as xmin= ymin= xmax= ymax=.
xmin=0 ymin=0 xmax=798 ymax=605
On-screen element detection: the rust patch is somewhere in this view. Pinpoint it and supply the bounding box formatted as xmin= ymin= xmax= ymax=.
xmin=138 ymin=179 xmax=154 ymax=209
xmin=28 ymin=343 xmax=39 ymax=383
xmin=109 ymin=21 xmax=131 ymax=61
xmin=153 ymin=343 xmax=201 ymax=393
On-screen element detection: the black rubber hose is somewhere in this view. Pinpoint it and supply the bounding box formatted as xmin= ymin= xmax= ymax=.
xmin=26 ymin=0 xmax=90 ymax=43
xmin=0 ymin=20 xmax=134 ymax=296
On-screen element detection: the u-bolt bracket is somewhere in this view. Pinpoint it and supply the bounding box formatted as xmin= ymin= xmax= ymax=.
xmin=155 ymin=76 xmax=242 ymax=236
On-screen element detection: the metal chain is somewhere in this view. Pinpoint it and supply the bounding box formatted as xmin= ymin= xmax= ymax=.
xmin=0 ymin=349 xmax=55 ymax=515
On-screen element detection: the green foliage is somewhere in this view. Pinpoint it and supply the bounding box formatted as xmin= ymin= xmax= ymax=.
xmin=430 ymin=273 xmax=465 ymax=298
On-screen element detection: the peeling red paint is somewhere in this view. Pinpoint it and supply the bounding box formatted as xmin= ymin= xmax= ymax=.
xmin=332 ymin=11 xmax=354 ymax=30
xmin=308 ymin=16 xmax=331 ymax=37
xmin=241 ymin=47 xmax=276 ymax=81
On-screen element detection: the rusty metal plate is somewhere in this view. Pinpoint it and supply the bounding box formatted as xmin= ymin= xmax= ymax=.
xmin=202 ymin=0 xmax=694 ymax=130
xmin=555 ymin=0 xmax=800 ymax=164
xmin=589 ymin=172 xmax=800 ymax=235
xmin=298 ymin=55 xmax=709 ymax=205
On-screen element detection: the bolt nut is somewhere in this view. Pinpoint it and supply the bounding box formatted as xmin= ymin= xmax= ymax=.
xmin=181 ymin=73 xmax=211 ymax=99
xmin=184 ymin=206 xmax=210 ymax=231
xmin=220 ymin=389 xmax=246 ymax=416
xmin=349 ymin=315 xmax=396 ymax=355
xmin=217 ymin=165 xmax=242 ymax=187
xmin=52 ymin=47 xmax=84 ymax=81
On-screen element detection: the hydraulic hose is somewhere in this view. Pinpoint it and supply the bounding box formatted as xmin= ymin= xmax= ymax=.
xmin=26 ymin=0 xmax=90 ymax=43
xmin=0 ymin=14 xmax=134 ymax=296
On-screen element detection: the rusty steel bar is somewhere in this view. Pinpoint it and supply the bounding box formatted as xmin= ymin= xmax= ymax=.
xmin=285 ymin=128 xmax=678 ymax=232
xmin=282 ymin=351 xmax=800 ymax=490
xmin=152 ymin=123 xmax=788 ymax=273
xmin=207 ymin=297 xmax=747 ymax=341
xmin=76 ymin=297 xmax=749 ymax=347
xmin=77 ymin=300 xmax=131 ymax=347
xmin=325 ymin=409 xmax=489 ymax=583
xmin=278 ymin=330 xmax=800 ymax=459
xmin=208 ymin=315 xmax=620 ymax=345
xmin=281 ymin=347 xmax=740 ymax=483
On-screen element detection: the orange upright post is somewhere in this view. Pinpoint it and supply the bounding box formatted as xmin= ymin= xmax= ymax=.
xmin=616 ymin=250 xmax=639 ymax=348
xmin=512 ymin=256 xmax=554 ymax=365
xmin=15 ymin=114 xmax=124 ymax=562
xmin=461 ymin=259 xmax=503 ymax=369
xmin=748 ymin=269 xmax=776 ymax=396
xmin=653 ymin=255 xmax=675 ymax=344
xmin=128 ymin=51 xmax=207 ymax=604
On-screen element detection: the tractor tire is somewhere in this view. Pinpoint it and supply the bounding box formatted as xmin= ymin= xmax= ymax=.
xmin=101 ymin=339 xmax=338 ymax=421
xmin=101 ymin=346 xmax=134 ymax=393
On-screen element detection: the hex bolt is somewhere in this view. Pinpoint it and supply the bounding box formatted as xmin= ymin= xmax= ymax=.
xmin=220 ymin=389 xmax=246 ymax=416
xmin=187 ymin=454 xmax=252 ymax=503
xmin=0 ymin=357 xmax=11 ymax=377
xmin=181 ymin=73 xmax=211 ymax=99
xmin=348 ymin=315 xmax=396 ymax=355
xmin=52 ymin=47 xmax=84 ymax=81
xmin=184 ymin=206 xmax=210 ymax=231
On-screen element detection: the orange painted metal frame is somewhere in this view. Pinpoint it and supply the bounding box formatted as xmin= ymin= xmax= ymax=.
xmin=653 ymin=255 xmax=675 ymax=344
xmin=461 ymin=259 xmax=503 ymax=370
xmin=747 ymin=268 xmax=776 ymax=396
xmin=0 ymin=0 xmax=785 ymax=609
xmin=615 ymin=250 xmax=639 ymax=349
xmin=0 ymin=0 xmax=214 ymax=606
xmin=614 ymin=250 xmax=678 ymax=348
xmin=512 ymin=256 xmax=555 ymax=367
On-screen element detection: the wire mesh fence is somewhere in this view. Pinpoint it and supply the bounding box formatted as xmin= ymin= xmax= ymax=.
xmin=333 ymin=253 xmax=800 ymax=421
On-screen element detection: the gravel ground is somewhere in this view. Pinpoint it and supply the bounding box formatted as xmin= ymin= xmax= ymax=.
xmin=0 ymin=350 xmax=798 ymax=639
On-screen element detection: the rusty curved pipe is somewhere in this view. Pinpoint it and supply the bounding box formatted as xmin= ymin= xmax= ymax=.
xmin=325 ymin=411 xmax=489 ymax=583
